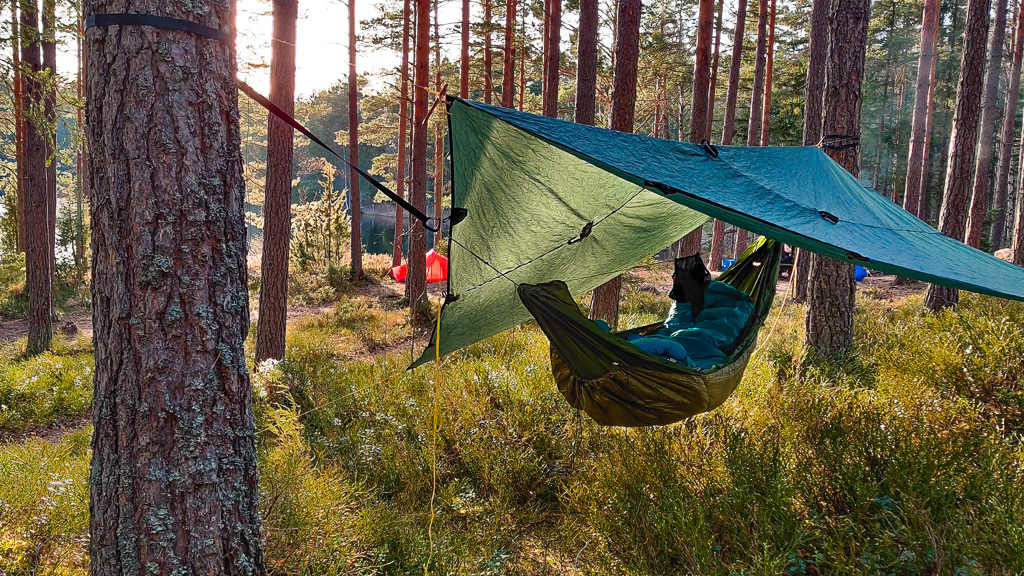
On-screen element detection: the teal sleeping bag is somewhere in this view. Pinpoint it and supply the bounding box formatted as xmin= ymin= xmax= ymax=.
xmin=628 ymin=281 xmax=754 ymax=369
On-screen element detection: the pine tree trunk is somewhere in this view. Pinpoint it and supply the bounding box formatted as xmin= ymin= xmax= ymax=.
xmin=460 ymin=0 xmax=469 ymax=98
xmin=1014 ymin=73 xmax=1024 ymax=264
xmin=255 ymin=0 xmax=297 ymax=363
xmin=542 ymin=0 xmax=561 ymax=117
xmin=706 ymin=0 xmax=723 ymax=132
xmin=871 ymin=4 xmax=896 ymax=192
xmin=791 ymin=0 xmax=829 ymax=302
xmin=918 ymin=35 xmax=941 ymax=221
xmin=348 ymin=0 xmax=363 ymax=277
xmin=502 ymin=0 xmax=516 ymax=107
xmin=484 ymin=0 xmax=493 ymax=103
xmin=925 ymin=0 xmax=989 ymax=311
xmin=518 ymin=4 xmax=526 ymax=110
xmin=966 ymin=0 xmax=1008 ymax=248
xmin=575 ymin=0 xmax=598 ymax=126
xmin=677 ymin=0 xmax=715 ymax=258
xmin=903 ymin=0 xmax=940 ymax=218
xmin=433 ymin=0 xmax=443 ymax=247
xmin=394 ymin=0 xmax=411 ymax=266
xmin=1015 ymin=122 xmax=1024 ymax=262
xmin=86 ymin=0 xmax=266 ymax=571
xmin=11 ymin=1 xmax=25 ymax=253
xmin=992 ymin=0 xmax=1024 ymax=248
xmin=805 ymin=0 xmax=870 ymax=358
xmin=736 ymin=0 xmax=768 ymax=256
xmin=22 ymin=0 xmax=51 ymax=355
xmin=589 ymin=0 xmax=640 ymax=330
xmin=715 ymin=0 xmax=747 ymax=265
xmin=42 ymin=0 xmax=55 ymax=299
xmin=747 ymin=0 xmax=768 ymax=148
xmin=76 ymin=14 xmax=86 ymax=273
xmin=690 ymin=0 xmax=714 ymax=143
xmin=407 ymin=0 xmax=430 ymax=313
xmin=759 ymin=0 xmax=775 ymax=146
xmin=720 ymin=0 xmax=747 ymax=145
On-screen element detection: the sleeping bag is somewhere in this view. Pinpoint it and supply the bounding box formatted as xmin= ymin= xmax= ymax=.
xmin=628 ymin=281 xmax=754 ymax=369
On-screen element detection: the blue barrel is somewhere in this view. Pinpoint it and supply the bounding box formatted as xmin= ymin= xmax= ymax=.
xmin=854 ymin=265 xmax=867 ymax=282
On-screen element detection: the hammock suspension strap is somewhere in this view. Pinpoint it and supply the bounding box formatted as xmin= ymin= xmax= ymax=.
xmin=85 ymin=13 xmax=440 ymax=232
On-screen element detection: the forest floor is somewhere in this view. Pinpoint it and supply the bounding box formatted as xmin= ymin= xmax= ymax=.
xmin=1 ymin=255 xmax=1023 ymax=575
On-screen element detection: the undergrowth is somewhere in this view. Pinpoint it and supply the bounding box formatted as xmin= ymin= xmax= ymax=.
xmin=1 ymin=272 xmax=1022 ymax=574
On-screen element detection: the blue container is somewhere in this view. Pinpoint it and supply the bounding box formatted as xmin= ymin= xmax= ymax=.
xmin=854 ymin=265 xmax=867 ymax=282
xmin=721 ymin=258 xmax=736 ymax=271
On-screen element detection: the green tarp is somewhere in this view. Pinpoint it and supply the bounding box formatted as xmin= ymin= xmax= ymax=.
xmin=413 ymin=98 xmax=1024 ymax=367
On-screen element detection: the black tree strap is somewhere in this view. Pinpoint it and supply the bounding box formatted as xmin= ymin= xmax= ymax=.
xmin=819 ymin=134 xmax=860 ymax=151
xmin=85 ymin=13 xmax=439 ymax=232
xmin=85 ymin=13 xmax=232 ymax=43
xmin=236 ymin=82 xmax=437 ymax=231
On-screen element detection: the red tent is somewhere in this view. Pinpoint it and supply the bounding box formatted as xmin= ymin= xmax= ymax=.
xmin=390 ymin=249 xmax=449 ymax=283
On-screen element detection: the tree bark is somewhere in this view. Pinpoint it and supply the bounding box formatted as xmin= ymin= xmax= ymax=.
xmin=542 ymin=0 xmax=561 ymax=117
xmin=460 ymin=0 xmax=469 ymax=98
xmin=407 ymin=0 xmax=430 ymax=313
xmin=589 ymin=0 xmax=640 ymax=330
xmin=805 ymin=0 xmax=870 ymax=358
xmin=76 ymin=15 xmax=87 ymax=273
xmin=1015 ymin=119 xmax=1024 ymax=262
xmin=394 ymin=0 xmax=411 ymax=266
xmin=791 ymin=0 xmax=829 ymax=302
xmin=348 ymin=0 xmax=363 ymax=277
xmin=255 ymin=0 xmax=298 ymax=363
xmin=677 ymin=0 xmax=716 ymax=258
xmin=965 ymin=0 xmax=1008 ymax=248
xmin=690 ymin=0 xmax=714 ymax=143
xmin=715 ymin=0 xmax=747 ymax=266
xmin=903 ymin=0 xmax=940 ymax=218
xmin=747 ymin=0 xmax=769 ymax=148
xmin=518 ymin=3 xmax=526 ymax=110
xmin=575 ymin=0 xmax=598 ymax=125
xmin=433 ymin=0 xmax=443 ymax=248
xmin=925 ymin=0 xmax=990 ymax=311
xmin=11 ymin=0 xmax=25 ymax=253
xmin=992 ymin=0 xmax=1024 ymax=248
xmin=760 ymin=0 xmax=775 ymax=146
xmin=484 ymin=0 xmax=493 ymax=103
xmin=86 ymin=0 xmax=266 ymax=571
xmin=720 ymin=0 xmax=747 ymax=145
xmin=22 ymin=0 xmax=51 ymax=355
xmin=706 ymin=0 xmax=723 ymax=133
xmin=42 ymin=0 xmax=55 ymax=297
xmin=735 ymin=0 xmax=769 ymax=255
xmin=502 ymin=0 xmax=516 ymax=107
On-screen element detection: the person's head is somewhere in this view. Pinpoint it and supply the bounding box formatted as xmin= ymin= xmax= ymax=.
xmin=668 ymin=253 xmax=712 ymax=319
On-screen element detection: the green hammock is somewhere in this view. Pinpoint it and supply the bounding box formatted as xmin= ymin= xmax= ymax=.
xmin=517 ymin=238 xmax=782 ymax=427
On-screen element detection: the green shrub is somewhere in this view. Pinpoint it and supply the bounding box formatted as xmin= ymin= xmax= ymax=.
xmin=0 ymin=351 xmax=93 ymax=436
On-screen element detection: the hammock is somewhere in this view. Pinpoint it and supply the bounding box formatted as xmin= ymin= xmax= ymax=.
xmin=517 ymin=238 xmax=782 ymax=427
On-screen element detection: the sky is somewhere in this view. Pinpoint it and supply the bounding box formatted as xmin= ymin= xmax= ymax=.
xmin=236 ymin=0 xmax=400 ymax=98
xmin=235 ymin=0 xmax=469 ymax=98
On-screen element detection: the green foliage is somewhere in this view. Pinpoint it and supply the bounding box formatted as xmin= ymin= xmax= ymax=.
xmin=0 ymin=427 xmax=91 ymax=575
xmin=0 ymin=253 xmax=90 ymax=321
xmin=286 ymin=164 xmax=353 ymax=302
xmin=0 ymin=344 xmax=93 ymax=436
xmin=3 ymin=279 xmax=1024 ymax=574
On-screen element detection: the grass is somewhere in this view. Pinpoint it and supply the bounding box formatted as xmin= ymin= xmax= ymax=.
xmin=1 ymin=265 xmax=1023 ymax=574
xmin=0 ymin=337 xmax=93 ymax=438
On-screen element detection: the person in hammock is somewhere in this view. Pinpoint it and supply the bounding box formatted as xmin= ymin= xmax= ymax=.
xmin=626 ymin=252 xmax=755 ymax=369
